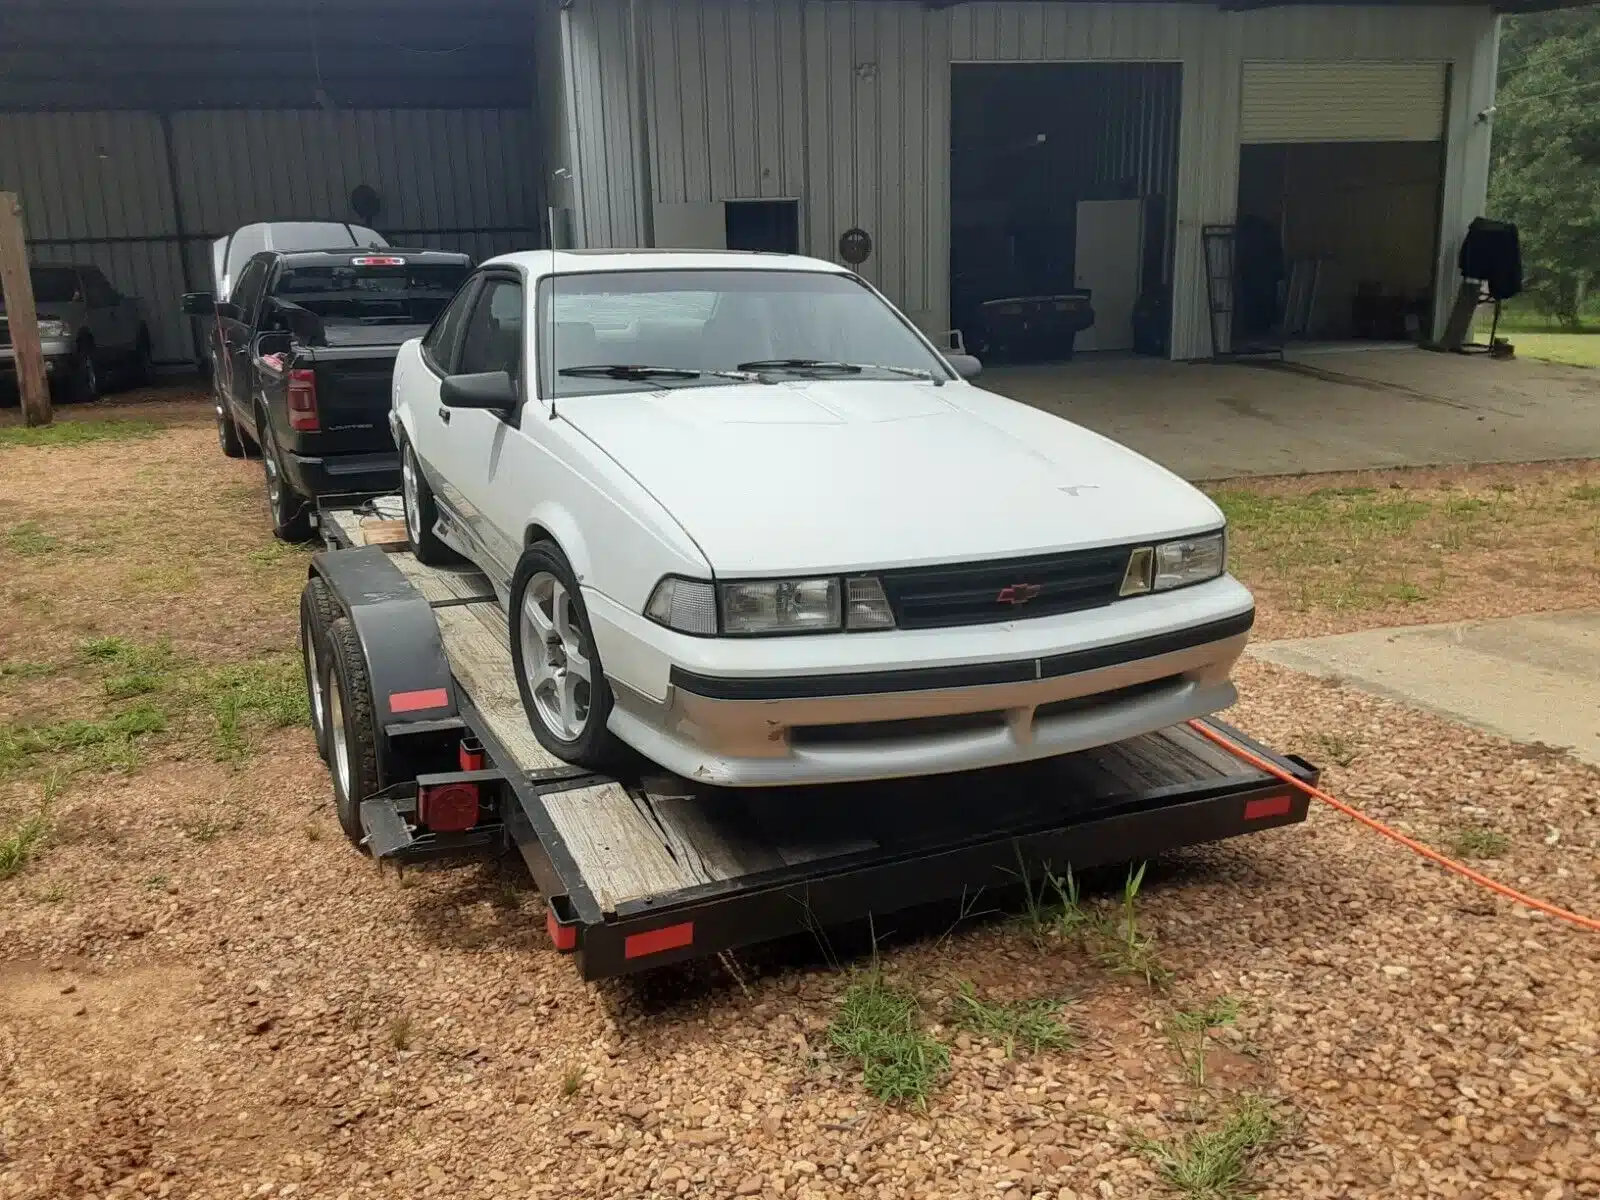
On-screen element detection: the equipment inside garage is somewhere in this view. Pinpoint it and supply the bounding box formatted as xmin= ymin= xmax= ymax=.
xmin=1232 ymin=62 xmax=1447 ymax=347
xmin=950 ymin=62 xmax=1181 ymax=363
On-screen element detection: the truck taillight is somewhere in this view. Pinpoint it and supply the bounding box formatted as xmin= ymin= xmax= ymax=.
xmin=287 ymin=369 xmax=319 ymax=431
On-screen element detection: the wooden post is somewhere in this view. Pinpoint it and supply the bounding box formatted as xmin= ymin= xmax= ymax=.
xmin=0 ymin=192 xmax=51 ymax=427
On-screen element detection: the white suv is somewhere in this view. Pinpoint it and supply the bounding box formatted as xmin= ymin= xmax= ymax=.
xmin=390 ymin=250 xmax=1252 ymax=787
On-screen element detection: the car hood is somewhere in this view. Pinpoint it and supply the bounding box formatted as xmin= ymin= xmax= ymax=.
xmin=558 ymin=380 xmax=1224 ymax=576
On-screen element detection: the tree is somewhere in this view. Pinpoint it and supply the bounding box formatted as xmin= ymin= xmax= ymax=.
xmin=1488 ymin=8 xmax=1600 ymax=326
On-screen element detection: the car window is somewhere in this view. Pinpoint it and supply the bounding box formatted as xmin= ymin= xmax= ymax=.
xmin=80 ymin=268 xmax=118 ymax=307
xmin=24 ymin=267 xmax=81 ymax=304
xmin=422 ymin=277 xmax=479 ymax=373
xmin=455 ymin=278 xmax=524 ymax=384
xmin=229 ymin=256 xmax=272 ymax=325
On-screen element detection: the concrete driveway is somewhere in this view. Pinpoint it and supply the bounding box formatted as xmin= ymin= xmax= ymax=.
xmin=984 ymin=346 xmax=1600 ymax=480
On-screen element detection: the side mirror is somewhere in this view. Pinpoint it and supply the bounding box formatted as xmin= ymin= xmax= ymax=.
xmin=182 ymin=291 xmax=215 ymax=316
xmin=947 ymin=352 xmax=983 ymax=380
xmin=440 ymin=370 xmax=517 ymax=412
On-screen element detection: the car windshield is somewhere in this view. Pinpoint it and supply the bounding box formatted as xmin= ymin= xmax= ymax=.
xmin=24 ymin=267 xmax=81 ymax=305
xmin=273 ymin=262 xmax=470 ymax=326
xmin=539 ymin=269 xmax=951 ymax=396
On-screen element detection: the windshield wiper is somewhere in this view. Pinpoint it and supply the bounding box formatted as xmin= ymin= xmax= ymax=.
xmin=736 ymin=358 xmax=942 ymax=384
xmin=558 ymin=364 xmax=763 ymax=384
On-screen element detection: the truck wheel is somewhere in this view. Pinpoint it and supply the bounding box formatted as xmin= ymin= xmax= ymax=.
xmin=216 ymin=399 xmax=247 ymax=458
xmin=509 ymin=541 xmax=624 ymax=771
xmin=261 ymin=419 xmax=313 ymax=542
xmin=128 ymin=328 xmax=153 ymax=388
xmin=300 ymin=576 xmax=343 ymax=763
xmin=66 ymin=339 xmax=99 ymax=403
xmin=323 ymin=616 xmax=382 ymax=847
xmin=400 ymin=441 xmax=459 ymax=565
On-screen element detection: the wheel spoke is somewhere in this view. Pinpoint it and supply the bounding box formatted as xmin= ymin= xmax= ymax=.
xmin=557 ymin=671 xmax=581 ymax=732
xmin=521 ymin=590 xmax=555 ymax=643
xmin=565 ymin=644 xmax=591 ymax=683
xmin=551 ymin=581 xmax=577 ymax=646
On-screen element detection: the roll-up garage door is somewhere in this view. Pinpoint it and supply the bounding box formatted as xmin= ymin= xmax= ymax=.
xmin=1240 ymin=62 xmax=1447 ymax=143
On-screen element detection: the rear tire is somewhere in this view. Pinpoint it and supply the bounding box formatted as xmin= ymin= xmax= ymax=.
xmin=65 ymin=339 xmax=99 ymax=403
xmin=127 ymin=328 xmax=153 ymax=388
xmin=509 ymin=541 xmax=624 ymax=771
xmin=216 ymin=399 xmax=247 ymax=458
xmin=261 ymin=418 xmax=313 ymax=542
xmin=300 ymin=577 xmax=342 ymax=763
xmin=400 ymin=439 xmax=459 ymax=565
xmin=323 ymin=616 xmax=382 ymax=847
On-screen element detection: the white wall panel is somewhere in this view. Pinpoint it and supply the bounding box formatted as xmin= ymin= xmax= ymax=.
xmin=564 ymin=0 xmax=644 ymax=247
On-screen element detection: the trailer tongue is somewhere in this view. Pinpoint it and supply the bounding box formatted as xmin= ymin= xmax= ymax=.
xmin=304 ymin=496 xmax=1316 ymax=980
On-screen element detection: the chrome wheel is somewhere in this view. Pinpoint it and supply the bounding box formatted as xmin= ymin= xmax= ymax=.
xmin=401 ymin=446 xmax=423 ymax=545
xmin=519 ymin=571 xmax=591 ymax=741
xmin=304 ymin=623 xmax=326 ymax=736
xmin=328 ymin=668 xmax=351 ymax=800
xmin=216 ymin=405 xmax=228 ymax=450
xmin=263 ymin=429 xmax=283 ymax=512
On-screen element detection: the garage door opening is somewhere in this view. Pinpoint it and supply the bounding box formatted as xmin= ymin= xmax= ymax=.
xmin=1233 ymin=61 xmax=1447 ymax=348
xmin=950 ymin=62 xmax=1181 ymax=364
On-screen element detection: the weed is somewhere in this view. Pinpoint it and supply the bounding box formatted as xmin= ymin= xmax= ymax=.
xmin=203 ymin=656 xmax=311 ymax=761
xmin=1447 ymin=826 xmax=1510 ymax=859
xmin=1309 ymin=731 xmax=1357 ymax=768
xmin=126 ymin=563 xmax=200 ymax=594
xmin=143 ymin=873 xmax=169 ymax=891
xmin=1569 ymin=484 xmax=1600 ymax=503
xmin=104 ymin=671 xmax=163 ymax=699
xmin=0 ymin=704 xmax=167 ymax=775
xmin=180 ymin=801 xmax=241 ymax=844
xmin=5 ymin=522 xmax=59 ymax=556
xmin=0 ymin=418 xmax=164 ymax=448
xmin=304 ymin=824 xmax=323 ymax=842
xmin=248 ymin=541 xmax=313 ymax=567
xmin=81 ymin=635 xmax=133 ymax=662
xmin=1088 ymin=864 xmax=1173 ymax=990
xmin=0 ymin=661 xmax=56 ymax=679
xmin=949 ymin=982 xmax=1076 ymax=1057
xmin=36 ymin=880 xmax=69 ymax=903
xmin=561 ymin=1067 xmax=584 ymax=1097
xmin=1168 ymin=997 xmax=1241 ymax=1089
xmin=1131 ymin=1094 xmax=1284 ymax=1199
xmin=829 ymin=973 xmax=950 ymax=1107
xmin=1048 ymin=865 xmax=1092 ymax=938
xmin=0 ymin=809 xmax=50 ymax=880
xmin=389 ymin=1015 xmax=414 ymax=1051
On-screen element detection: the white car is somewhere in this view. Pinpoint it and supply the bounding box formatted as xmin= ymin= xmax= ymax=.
xmin=390 ymin=250 xmax=1252 ymax=787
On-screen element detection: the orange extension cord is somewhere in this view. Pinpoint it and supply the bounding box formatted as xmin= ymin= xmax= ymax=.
xmin=1187 ymin=719 xmax=1600 ymax=935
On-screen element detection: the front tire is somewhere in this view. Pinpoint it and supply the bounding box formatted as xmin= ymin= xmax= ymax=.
xmin=508 ymin=541 xmax=623 ymax=770
xmin=261 ymin=418 xmax=313 ymax=542
xmin=400 ymin=440 xmax=459 ymax=565
xmin=323 ymin=616 xmax=382 ymax=847
xmin=65 ymin=339 xmax=99 ymax=403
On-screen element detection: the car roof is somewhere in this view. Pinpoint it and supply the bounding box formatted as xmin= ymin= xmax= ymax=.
xmin=480 ymin=249 xmax=854 ymax=279
xmin=270 ymin=248 xmax=473 ymax=267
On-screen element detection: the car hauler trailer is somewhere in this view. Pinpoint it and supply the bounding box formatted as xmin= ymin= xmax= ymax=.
xmin=301 ymin=496 xmax=1317 ymax=980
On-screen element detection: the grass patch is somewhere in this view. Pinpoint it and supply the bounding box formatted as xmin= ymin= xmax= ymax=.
xmin=0 ymin=809 xmax=50 ymax=880
xmin=0 ymin=661 xmax=57 ymax=680
xmin=1446 ymin=826 xmax=1510 ymax=859
xmin=560 ymin=1066 xmax=583 ymax=1097
xmin=1309 ymin=731 xmax=1357 ymax=768
xmin=1131 ymin=1094 xmax=1285 ymax=1200
xmin=6 ymin=522 xmax=60 ymax=556
xmin=1169 ymin=997 xmax=1242 ymax=1089
xmin=829 ymin=974 xmax=950 ymax=1107
xmin=1018 ymin=863 xmax=1172 ymax=988
xmin=248 ymin=541 xmax=313 ymax=568
xmin=82 ymin=635 xmax=133 ymax=662
xmin=0 ymin=703 xmax=168 ymax=776
xmin=203 ymin=655 xmax=311 ymax=761
xmin=1499 ymin=330 xmax=1600 ymax=369
xmin=389 ymin=1015 xmax=414 ymax=1052
xmin=1570 ymin=485 xmax=1600 ymax=503
xmin=0 ymin=418 xmax=164 ymax=449
xmin=126 ymin=562 xmax=200 ymax=594
xmin=949 ymin=982 xmax=1076 ymax=1057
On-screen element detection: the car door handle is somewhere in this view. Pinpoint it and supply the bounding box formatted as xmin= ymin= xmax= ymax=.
xmin=437 ymin=407 xmax=451 ymax=425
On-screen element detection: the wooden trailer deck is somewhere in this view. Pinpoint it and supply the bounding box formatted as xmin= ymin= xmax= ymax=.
xmin=325 ymin=503 xmax=1277 ymax=917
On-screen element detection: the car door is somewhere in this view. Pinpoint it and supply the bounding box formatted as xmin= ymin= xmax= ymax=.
xmin=406 ymin=273 xmax=481 ymax=523
xmin=221 ymin=255 xmax=271 ymax=435
xmin=439 ymin=273 xmax=527 ymax=584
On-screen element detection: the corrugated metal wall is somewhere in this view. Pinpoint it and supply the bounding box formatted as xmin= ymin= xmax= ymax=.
xmin=554 ymin=1 xmax=1500 ymax=359
xmin=0 ymin=107 xmax=543 ymax=366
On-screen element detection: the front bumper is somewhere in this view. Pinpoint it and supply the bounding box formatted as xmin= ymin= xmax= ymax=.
xmin=0 ymin=340 xmax=74 ymax=376
xmin=593 ymin=581 xmax=1255 ymax=786
xmin=281 ymin=448 xmax=401 ymax=501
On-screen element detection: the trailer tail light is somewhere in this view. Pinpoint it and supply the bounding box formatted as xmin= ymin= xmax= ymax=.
xmin=1243 ymin=792 xmax=1293 ymax=821
xmin=624 ymin=921 xmax=695 ymax=960
xmin=287 ymin=369 xmax=319 ymax=431
xmin=418 ymin=781 xmax=479 ymax=832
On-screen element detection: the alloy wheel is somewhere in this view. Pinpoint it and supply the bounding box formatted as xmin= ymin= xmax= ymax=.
xmin=328 ymin=669 xmax=351 ymax=800
xmin=401 ymin=447 xmax=423 ymax=545
xmin=519 ymin=571 xmax=592 ymax=741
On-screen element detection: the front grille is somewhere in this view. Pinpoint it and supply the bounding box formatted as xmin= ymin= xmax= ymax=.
xmin=880 ymin=545 xmax=1133 ymax=630
xmin=0 ymin=323 xmax=10 ymax=348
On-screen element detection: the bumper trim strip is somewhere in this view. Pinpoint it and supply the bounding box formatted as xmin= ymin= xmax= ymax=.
xmin=668 ymin=609 xmax=1255 ymax=702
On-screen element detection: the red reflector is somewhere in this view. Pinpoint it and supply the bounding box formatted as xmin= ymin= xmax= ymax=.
xmin=352 ymin=255 xmax=405 ymax=266
xmin=546 ymin=908 xmax=577 ymax=952
xmin=459 ymin=742 xmax=486 ymax=772
xmin=287 ymin=368 xmax=319 ymax=431
xmin=1244 ymin=793 xmax=1293 ymax=821
xmin=624 ymin=922 xmax=695 ymax=959
xmin=389 ymin=687 xmax=449 ymax=714
xmin=418 ymin=782 xmax=479 ymax=832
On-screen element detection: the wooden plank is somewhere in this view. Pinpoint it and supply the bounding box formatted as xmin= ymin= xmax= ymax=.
xmin=431 ymin=603 xmax=692 ymax=911
xmin=0 ymin=193 xmax=51 ymax=427
xmin=388 ymin=549 xmax=495 ymax=605
xmin=1155 ymin=724 xmax=1259 ymax=779
xmin=358 ymin=519 xmax=408 ymax=547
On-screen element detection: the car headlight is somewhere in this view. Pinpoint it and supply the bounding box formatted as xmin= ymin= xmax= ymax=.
xmin=36 ymin=320 xmax=71 ymax=339
xmin=645 ymin=575 xmax=896 ymax=635
xmin=1119 ymin=532 xmax=1226 ymax=595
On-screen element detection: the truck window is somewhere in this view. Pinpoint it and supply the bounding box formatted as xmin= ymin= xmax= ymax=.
xmin=25 ymin=267 xmax=82 ymax=304
xmin=272 ymin=261 xmax=471 ymax=329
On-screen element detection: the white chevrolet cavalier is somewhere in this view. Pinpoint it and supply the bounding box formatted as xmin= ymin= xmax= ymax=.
xmin=390 ymin=250 xmax=1252 ymax=787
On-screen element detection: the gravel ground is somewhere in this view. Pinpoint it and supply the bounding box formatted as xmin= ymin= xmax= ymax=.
xmin=2 ymin=397 xmax=1597 ymax=1200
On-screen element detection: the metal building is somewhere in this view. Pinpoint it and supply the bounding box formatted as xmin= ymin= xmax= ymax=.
xmin=0 ymin=0 xmax=546 ymax=368
xmin=537 ymin=0 xmax=1536 ymax=360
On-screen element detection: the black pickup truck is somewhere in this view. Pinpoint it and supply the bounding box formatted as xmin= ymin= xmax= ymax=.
xmin=183 ymin=248 xmax=472 ymax=540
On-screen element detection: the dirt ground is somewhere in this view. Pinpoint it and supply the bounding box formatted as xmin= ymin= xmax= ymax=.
xmin=2 ymin=392 xmax=1597 ymax=1200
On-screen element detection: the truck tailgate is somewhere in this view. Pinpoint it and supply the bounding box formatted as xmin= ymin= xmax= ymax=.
xmin=298 ymin=337 xmax=410 ymax=454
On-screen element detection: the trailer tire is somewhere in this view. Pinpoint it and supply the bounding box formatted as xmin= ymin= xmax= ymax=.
xmin=299 ymin=576 xmax=342 ymax=763
xmin=323 ymin=616 xmax=383 ymax=848
xmin=400 ymin=440 xmax=459 ymax=566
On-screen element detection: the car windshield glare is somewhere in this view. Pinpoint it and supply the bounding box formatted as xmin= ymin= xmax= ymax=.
xmin=537 ymin=269 xmax=951 ymax=396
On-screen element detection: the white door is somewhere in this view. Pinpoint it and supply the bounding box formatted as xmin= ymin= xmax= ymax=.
xmin=1074 ymin=199 xmax=1143 ymax=353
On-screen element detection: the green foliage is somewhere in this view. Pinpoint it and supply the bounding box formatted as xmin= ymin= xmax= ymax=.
xmin=5 ymin=522 xmax=59 ymax=556
xmin=0 ymin=419 xmax=164 ymax=448
xmin=1131 ymin=1095 xmax=1285 ymax=1200
xmin=1490 ymin=11 xmax=1600 ymax=325
xmin=949 ymin=982 xmax=1077 ymax=1057
xmin=203 ymin=656 xmax=311 ymax=761
xmin=829 ymin=974 xmax=950 ymax=1106
xmin=0 ymin=810 xmax=50 ymax=880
